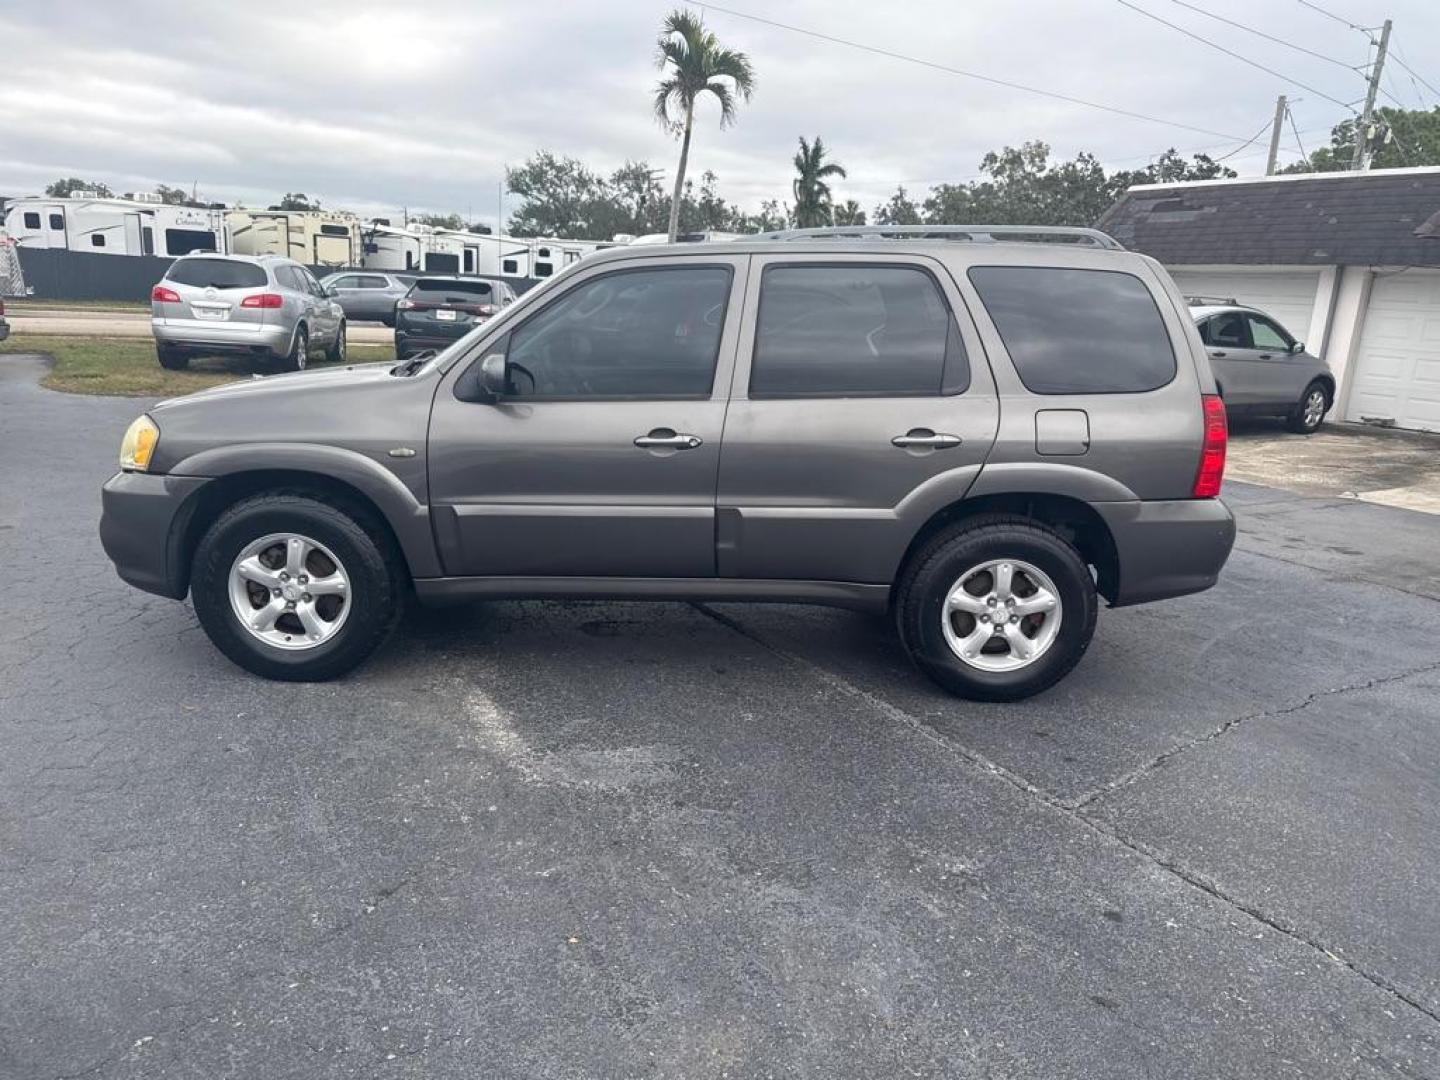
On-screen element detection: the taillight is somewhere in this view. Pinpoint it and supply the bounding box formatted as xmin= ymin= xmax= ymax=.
xmin=1192 ymin=393 xmax=1227 ymax=497
xmin=240 ymin=293 xmax=284 ymax=309
xmin=396 ymin=298 xmax=417 ymax=310
xmin=151 ymin=285 xmax=181 ymax=303
xmin=475 ymin=303 xmax=498 ymax=317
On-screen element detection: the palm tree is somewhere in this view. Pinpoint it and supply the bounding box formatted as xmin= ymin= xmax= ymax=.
xmin=792 ymin=137 xmax=847 ymax=228
xmin=654 ymin=11 xmax=755 ymax=242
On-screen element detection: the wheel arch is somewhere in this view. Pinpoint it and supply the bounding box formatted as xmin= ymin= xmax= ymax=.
xmin=897 ymin=491 xmax=1121 ymax=605
xmin=166 ymin=458 xmax=440 ymax=597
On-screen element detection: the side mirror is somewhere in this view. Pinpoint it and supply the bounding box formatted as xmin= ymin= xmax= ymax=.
xmin=478 ymin=353 xmax=509 ymax=401
xmin=323 ymin=285 xmax=339 ymax=298
xmin=1291 ymin=341 xmax=1306 ymax=355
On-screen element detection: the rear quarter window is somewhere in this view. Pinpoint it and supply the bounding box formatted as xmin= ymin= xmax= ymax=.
xmin=967 ymin=266 xmax=1177 ymax=394
xmin=166 ymin=258 xmax=267 ymax=289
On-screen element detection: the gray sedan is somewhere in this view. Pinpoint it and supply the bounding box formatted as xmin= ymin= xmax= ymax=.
xmin=1190 ymin=300 xmax=1336 ymax=433
xmin=320 ymin=271 xmax=416 ymax=326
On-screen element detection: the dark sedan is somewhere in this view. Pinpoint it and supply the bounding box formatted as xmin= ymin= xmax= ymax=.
xmin=394 ymin=276 xmax=516 ymax=359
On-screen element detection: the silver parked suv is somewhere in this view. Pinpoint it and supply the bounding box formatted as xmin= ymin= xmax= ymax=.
xmin=102 ymin=226 xmax=1236 ymax=701
xmin=151 ymin=253 xmax=346 ymax=372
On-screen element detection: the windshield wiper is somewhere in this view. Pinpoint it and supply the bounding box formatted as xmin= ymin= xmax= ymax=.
xmin=392 ymin=350 xmax=437 ymax=377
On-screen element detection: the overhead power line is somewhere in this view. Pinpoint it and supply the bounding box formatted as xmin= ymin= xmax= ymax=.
xmin=1165 ymin=0 xmax=1362 ymax=71
xmin=697 ymin=3 xmax=1248 ymax=140
xmin=1214 ymin=118 xmax=1279 ymax=162
xmin=1389 ymin=49 xmax=1440 ymax=103
xmin=1294 ymin=0 xmax=1374 ymax=35
xmin=1114 ymin=0 xmax=1357 ymax=110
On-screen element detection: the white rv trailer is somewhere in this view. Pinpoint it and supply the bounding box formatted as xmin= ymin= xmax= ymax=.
xmin=360 ymin=222 xmax=424 ymax=272
xmin=410 ymin=225 xmax=466 ymax=273
xmin=2 ymin=195 xmax=228 ymax=257
xmin=225 ymin=210 xmax=359 ymax=267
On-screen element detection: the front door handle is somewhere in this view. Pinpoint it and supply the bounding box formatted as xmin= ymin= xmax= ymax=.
xmin=891 ymin=428 xmax=962 ymax=450
xmin=1257 ymin=353 xmax=1274 ymax=360
xmin=1210 ymin=350 xmax=1227 ymax=359
xmin=634 ymin=428 xmax=702 ymax=450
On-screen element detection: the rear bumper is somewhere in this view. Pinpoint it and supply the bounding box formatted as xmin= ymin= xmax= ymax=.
xmin=153 ymin=318 xmax=291 ymax=355
xmin=0 ymin=319 xmax=9 ymax=342
xmin=1096 ymin=497 xmax=1237 ymax=606
xmin=100 ymin=471 xmax=211 ymax=598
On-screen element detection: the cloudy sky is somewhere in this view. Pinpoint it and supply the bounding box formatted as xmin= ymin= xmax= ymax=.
xmin=2 ymin=0 xmax=1437 ymax=228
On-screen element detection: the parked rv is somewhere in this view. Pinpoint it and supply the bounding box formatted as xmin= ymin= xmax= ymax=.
xmin=226 ymin=210 xmax=359 ymax=268
xmin=3 ymin=195 xmax=227 ymax=257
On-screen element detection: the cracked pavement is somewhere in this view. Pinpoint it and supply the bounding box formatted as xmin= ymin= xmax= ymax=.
xmin=2 ymin=351 xmax=1438 ymax=1079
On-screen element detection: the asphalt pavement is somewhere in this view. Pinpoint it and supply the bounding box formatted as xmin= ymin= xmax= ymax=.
xmin=2 ymin=352 xmax=1438 ymax=1079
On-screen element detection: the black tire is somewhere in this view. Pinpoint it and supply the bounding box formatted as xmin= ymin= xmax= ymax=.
xmin=190 ymin=493 xmax=404 ymax=681
xmin=895 ymin=515 xmax=1099 ymax=702
xmin=1285 ymin=379 xmax=1329 ymax=434
xmin=325 ymin=321 xmax=346 ymax=363
xmin=278 ymin=325 xmax=308 ymax=372
xmin=157 ymin=345 xmax=188 ymax=371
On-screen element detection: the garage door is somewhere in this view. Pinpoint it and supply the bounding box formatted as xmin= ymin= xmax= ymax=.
xmin=1168 ymin=267 xmax=1321 ymax=343
xmin=1345 ymin=269 xmax=1440 ymax=433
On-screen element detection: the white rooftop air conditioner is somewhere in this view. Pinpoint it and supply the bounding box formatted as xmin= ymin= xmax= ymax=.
xmin=132 ymin=192 xmax=164 ymax=204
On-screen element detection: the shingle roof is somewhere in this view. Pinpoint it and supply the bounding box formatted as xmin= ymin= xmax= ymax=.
xmin=1096 ymin=167 xmax=1440 ymax=267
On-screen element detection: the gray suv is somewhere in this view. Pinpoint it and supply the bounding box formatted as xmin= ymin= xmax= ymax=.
xmin=319 ymin=270 xmax=415 ymax=326
xmin=1188 ymin=298 xmax=1335 ymax=433
xmin=102 ymin=226 xmax=1236 ymax=701
xmin=151 ymin=254 xmax=346 ymax=371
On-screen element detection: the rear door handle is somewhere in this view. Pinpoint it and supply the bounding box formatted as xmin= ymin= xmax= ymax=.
xmin=891 ymin=429 xmax=962 ymax=450
xmin=634 ymin=428 xmax=702 ymax=450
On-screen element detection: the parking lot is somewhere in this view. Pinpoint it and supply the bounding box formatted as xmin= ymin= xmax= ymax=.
xmin=2 ymin=350 xmax=1438 ymax=1078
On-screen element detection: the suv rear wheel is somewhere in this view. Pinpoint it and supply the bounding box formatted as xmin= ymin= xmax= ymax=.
xmin=190 ymin=493 xmax=403 ymax=680
xmin=157 ymin=345 xmax=188 ymax=371
xmin=895 ymin=516 xmax=1098 ymax=702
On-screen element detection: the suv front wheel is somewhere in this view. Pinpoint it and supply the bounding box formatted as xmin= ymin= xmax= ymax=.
xmin=896 ymin=516 xmax=1098 ymax=702
xmin=190 ymin=493 xmax=403 ymax=680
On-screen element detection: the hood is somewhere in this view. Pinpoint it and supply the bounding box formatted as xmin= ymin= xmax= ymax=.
xmin=151 ymin=360 xmax=401 ymax=413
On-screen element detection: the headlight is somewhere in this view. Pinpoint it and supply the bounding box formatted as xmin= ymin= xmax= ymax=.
xmin=119 ymin=415 xmax=160 ymax=471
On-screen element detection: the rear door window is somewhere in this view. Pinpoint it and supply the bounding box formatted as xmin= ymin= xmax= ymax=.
xmin=967 ymin=266 xmax=1176 ymax=394
xmin=166 ymin=258 xmax=267 ymax=289
xmin=750 ymin=264 xmax=967 ymax=398
xmin=1202 ymin=312 xmax=1251 ymax=349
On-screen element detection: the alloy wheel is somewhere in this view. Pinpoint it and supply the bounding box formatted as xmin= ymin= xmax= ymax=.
xmin=940 ymin=558 xmax=1063 ymax=672
xmin=227 ymin=532 xmax=350 ymax=650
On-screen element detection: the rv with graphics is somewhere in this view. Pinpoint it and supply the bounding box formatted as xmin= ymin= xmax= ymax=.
xmin=3 ymin=195 xmax=227 ymax=257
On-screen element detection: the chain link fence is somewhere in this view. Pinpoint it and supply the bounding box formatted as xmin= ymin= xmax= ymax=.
xmin=0 ymin=231 xmax=28 ymax=297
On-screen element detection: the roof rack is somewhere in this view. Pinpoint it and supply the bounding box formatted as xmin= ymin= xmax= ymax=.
xmin=1184 ymin=294 xmax=1239 ymax=306
xmin=756 ymin=225 xmax=1125 ymax=250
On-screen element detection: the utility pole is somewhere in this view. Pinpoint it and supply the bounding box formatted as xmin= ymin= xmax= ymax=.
xmin=1265 ymin=95 xmax=1287 ymax=176
xmin=1351 ymin=18 xmax=1393 ymax=171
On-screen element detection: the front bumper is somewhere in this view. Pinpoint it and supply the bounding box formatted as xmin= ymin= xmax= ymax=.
xmin=152 ymin=317 xmax=291 ymax=355
xmin=1096 ymin=497 xmax=1237 ymax=606
xmin=100 ymin=471 xmax=211 ymax=598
